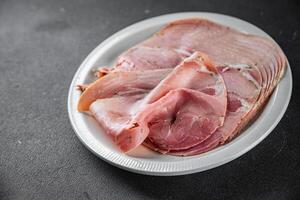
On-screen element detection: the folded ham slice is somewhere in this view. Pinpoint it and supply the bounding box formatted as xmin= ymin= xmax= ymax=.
xmin=82 ymin=69 xmax=171 ymax=138
xmin=166 ymin=65 xmax=261 ymax=155
xmin=89 ymin=52 xmax=227 ymax=152
xmin=78 ymin=69 xmax=172 ymax=112
xmin=143 ymin=64 xmax=261 ymax=155
xmin=116 ymin=52 xmax=227 ymax=152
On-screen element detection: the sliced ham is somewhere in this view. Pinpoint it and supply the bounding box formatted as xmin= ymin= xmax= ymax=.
xmin=108 ymin=18 xmax=285 ymax=154
xmin=116 ymin=46 xmax=184 ymax=71
xmin=89 ymin=52 xmax=227 ymax=152
xmin=144 ymin=88 xmax=225 ymax=151
xmin=78 ymin=18 xmax=286 ymax=156
xmin=167 ymin=65 xmax=261 ymax=155
xmin=91 ymin=94 xmax=144 ymax=136
xmin=116 ymin=52 xmax=227 ymax=152
xmin=78 ymin=68 xmax=171 ymax=112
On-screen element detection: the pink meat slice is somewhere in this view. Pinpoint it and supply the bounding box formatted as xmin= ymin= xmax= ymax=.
xmin=166 ymin=66 xmax=261 ymax=155
xmin=91 ymin=95 xmax=144 ymax=136
xmin=90 ymin=52 xmax=227 ymax=152
xmin=116 ymin=52 xmax=227 ymax=152
xmin=143 ymin=88 xmax=226 ymax=151
xmin=115 ymin=46 xmax=184 ymax=71
xmin=87 ymin=69 xmax=172 ymax=137
xmin=145 ymin=64 xmax=261 ymax=155
xmin=78 ymin=68 xmax=171 ymax=112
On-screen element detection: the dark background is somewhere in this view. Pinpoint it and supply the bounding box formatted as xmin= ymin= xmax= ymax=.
xmin=0 ymin=0 xmax=299 ymax=199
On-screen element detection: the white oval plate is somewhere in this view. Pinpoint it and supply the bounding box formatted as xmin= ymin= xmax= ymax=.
xmin=68 ymin=12 xmax=292 ymax=176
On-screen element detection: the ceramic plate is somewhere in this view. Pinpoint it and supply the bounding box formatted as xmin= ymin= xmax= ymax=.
xmin=68 ymin=12 xmax=292 ymax=176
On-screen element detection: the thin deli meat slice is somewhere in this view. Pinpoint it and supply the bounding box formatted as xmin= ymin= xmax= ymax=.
xmin=95 ymin=46 xmax=185 ymax=76
xmin=78 ymin=68 xmax=172 ymax=112
xmin=83 ymin=69 xmax=172 ymax=138
xmin=90 ymin=94 xmax=144 ymax=137
xmin=141 ymin=88 xmax=225 ymax=152
xmin=166 ymin=65 xmax=262 ymax=155
xmin=115 ymin=52 xmax=227 ymax=152
xmin=90 ymin=52 xmax=227 ymax=152
xmin=115 ymin=46 xmax=184 ymax=71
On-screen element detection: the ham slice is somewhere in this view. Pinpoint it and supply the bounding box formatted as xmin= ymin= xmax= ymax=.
xmin=116 ymin=52 xmax=227 ymax=152
xmin=115 ymin=46 xmax=184 ymax=71
xmin=166 ymin=65 xmax=261 ymax=155
xmin=144 ymin=64 xmax=261 ymax=156
xmin=89 ymin=52 xmax=227 ymax=152
xmin=78 ymin=68 xmax=171 ymax=112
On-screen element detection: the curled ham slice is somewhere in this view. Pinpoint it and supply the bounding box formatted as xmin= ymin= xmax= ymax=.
xmin=167 ymin=65 xmax=261 ymax=155
xmin=89 ymin=52 xmax=227 ymax=152
xmin=78 ymin=68 xmax=171 ymax=112
xmin=116 ymin=52 xmax=227 ymax=152
xmin=142 ymin=88 xmax=225 ymax=151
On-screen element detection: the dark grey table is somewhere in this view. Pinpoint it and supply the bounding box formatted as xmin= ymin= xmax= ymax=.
xmin=1 ymin=0 xmax=299 ymax=199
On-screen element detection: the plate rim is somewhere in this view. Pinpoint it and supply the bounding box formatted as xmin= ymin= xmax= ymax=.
xmin=67 ymin=12 xmax=293 ymax=176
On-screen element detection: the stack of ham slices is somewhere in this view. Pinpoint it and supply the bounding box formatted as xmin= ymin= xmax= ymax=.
xmin=77 ymin=19 xmax=286 ymax=156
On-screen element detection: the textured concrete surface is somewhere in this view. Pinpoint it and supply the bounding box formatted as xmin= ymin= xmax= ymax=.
xmin=0 ymin=0 xmax=299 ymax=199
